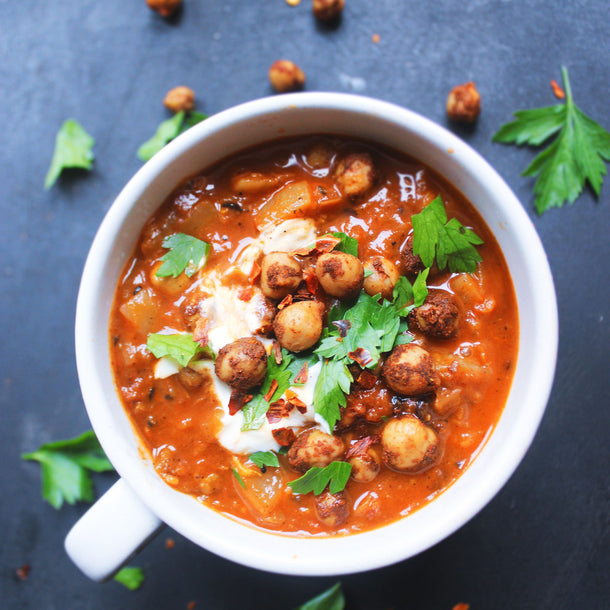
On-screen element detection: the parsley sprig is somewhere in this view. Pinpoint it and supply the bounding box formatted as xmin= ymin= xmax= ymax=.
xmin=411 ymin=196 xmax=483 ymax=273
xmin=288 ymin=461 xmax=352 ymax=495
xmin=313 ymin=273 xmax=428 ymax=430
xmin=493 ymin=67 xmax=610 ymax=214
xmin=45 ymin=119 xmax=95 ymax=189
xmin=241 ymin=350 xmax=315 ymax=431
xmin=114 ymin=566 xmax=145 ymax=591
xmin=22 ymin=431 xmax=114 ymax=509
xmin=296 ymin=582 xmax=345 ymax=610
xmin=156 ymin=233 xmax=210 ymax=278
xmin=249 ymin=451 xmax=280 ymax=471
xmin=146 ymin=332 xmax=213 ymax=368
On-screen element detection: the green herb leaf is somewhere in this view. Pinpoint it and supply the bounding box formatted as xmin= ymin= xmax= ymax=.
xmin=231 ymin=467 xmax=246 ymax=489
xmin=411 ymin=196 xmax=483 ymax=273
xmin=296 ymin=582 xmax=345 ymax=610
xmin=493 ymin=67 xmax=610 ymax=214
xmin=45 ymin=119 xmax=95 ymax=189
xmin=137 ymin=112 xmax=185 ymax=161
xmin=156 ymin=233 xmax=210 ymax=278
xmin=22 ymin=431 xmax=114 ymax=509
xmin=146 ymin=332 xmax=211 ymax=368
xmin=288 ymin=462 xmax=352 ymax=496
xmin=113 ymin=566 xmax=144 ymax=591
xmin=249 ymin=451 xmax=280 ymax=470
xmin=181 ymin=111 xmax=208 ymax=132
xmin=241 ymin=351 xmax=315 ymax=431
xmin=330 ymin=232 xmax=359 ymax=257
xmin=312 ymin=358 xmax=353 ymax=431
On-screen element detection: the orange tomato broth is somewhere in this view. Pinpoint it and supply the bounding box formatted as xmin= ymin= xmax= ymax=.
xmin=109 ymin=135 xmax=518 ymax=536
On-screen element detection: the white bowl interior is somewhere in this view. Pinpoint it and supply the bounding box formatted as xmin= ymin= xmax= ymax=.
xmin=75 ymin=93 xmax=557 ymax=575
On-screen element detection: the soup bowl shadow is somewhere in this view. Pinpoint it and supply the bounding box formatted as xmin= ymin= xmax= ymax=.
xmin=67 ymin=93 xmax=558 ymax=580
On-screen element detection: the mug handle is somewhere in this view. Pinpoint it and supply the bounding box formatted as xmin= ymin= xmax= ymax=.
xmin=64 ymin=479 xmax=163 ymax=581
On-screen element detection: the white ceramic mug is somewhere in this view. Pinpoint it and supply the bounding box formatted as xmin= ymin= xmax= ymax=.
xmin=66 ymin=93 xmax=558 ymax=581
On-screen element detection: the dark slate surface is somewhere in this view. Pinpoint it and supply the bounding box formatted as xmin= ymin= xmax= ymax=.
xmin=1 ymin=1 xmax=608 ymax=608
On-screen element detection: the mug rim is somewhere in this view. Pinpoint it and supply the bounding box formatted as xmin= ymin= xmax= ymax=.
xmin=75 ymin=92 xmax=558 ymax=575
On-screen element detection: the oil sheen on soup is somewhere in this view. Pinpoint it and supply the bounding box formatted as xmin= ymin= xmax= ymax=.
xmin=109 ymin=136 xmax=518 ymax=536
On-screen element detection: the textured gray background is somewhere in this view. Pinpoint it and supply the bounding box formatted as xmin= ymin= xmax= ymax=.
xmin=1 ymin=1 xmax=608 ymax=608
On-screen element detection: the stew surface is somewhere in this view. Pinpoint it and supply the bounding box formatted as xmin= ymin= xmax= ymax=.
xmin=109 ymin=135 xmax=518 ymax=535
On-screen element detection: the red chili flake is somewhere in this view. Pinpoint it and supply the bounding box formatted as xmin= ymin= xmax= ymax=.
xmin=332 ymin=319 xmax=351 ymax=338
xmin=16 ymin=564 xmax=30 ymax=581
xmin=314 ymin=235 xmax=341 ymax=253
xmin=346 ymin=435 xmax=379 ymax=459
xmin=272 ymin=340 xmax=283 ymax=365
xmin=272 ymin=427 xmax=296 ymax=446
xmin=228 ymin=390 xmax=253 ymax=415
xmin=304 ymin=268 xmax=319 ymax=294
xmin=285 ymin=389 xmax=308 ymax=413
xmin=266 ymin=398 xmax=294 ymax=423
xmin=356 ymin=369 xmax=377 ymax=389
xmin=348 ymin=347 xmax=373 ymax=367
xmin=264 ymin=379 xmax=279 ymax=402
xmin=277 ymin=294 xmax=293 ymax=310
xmin=452 ymin=604 xmax=470 ymax=610
xmin=237 ymin=286 xmax=255 ymax=302
xmin=550 ymin=79 xmax=565 ymax=99
xmin=293 ymin=245 xmax=315 ymax=256
xmin=193 ymin=317 xmax=210 ymax=345
xmin=293 ymin=361 xmax=309 ymax=384
xmin=187 ymin=602 xmax=197 ymax=610
xmin=248 ymin=261 xmax=262 ymax=284
xmin=165 ymin=537 xmax=175 ymax=549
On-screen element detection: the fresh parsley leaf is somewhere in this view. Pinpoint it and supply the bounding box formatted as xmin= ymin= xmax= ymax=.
xmin=241 ymin=351 xmax=314 ymax=431
xmin=331 ymin=232 xmax=359 ymax=257
xmin=411 ymin=196 xmax=483 ymax=273
xmin=493 ymin=67 xmax=610 ymax=214
xmin=312 ymin=358 xmax=353 ymax=431
xmin=113 ymin=566 xmax=144 ymax=591
xmin=22 ymin=431 xmax=114 ymax=509
xmin=156 ymin=233 xmax=210 ymax=278
xmin=138 ymin=111 xmax=207 ymax=161
xmin=249 ymin=451 xmax=280 ymax=470
xmin=146 ymin=332 xmax=211 ymax=368
xmin=232 ymin=467 xmax=246 ymax=489
xmin=288 ymin=462 xmax=352 ymax=496
xmin=45 ymin=119 xmax=95 ymax=189
xmin=137 ymin=112 xmax=185 ymax=162
xmin=295 ymin=582 xmax=345 ymax=610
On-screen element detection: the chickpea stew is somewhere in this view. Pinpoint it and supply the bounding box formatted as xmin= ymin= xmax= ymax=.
xmin=109 ymin=136 xmax=518 ymax=535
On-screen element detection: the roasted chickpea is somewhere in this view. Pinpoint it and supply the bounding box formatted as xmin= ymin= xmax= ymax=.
xmin=214 ymin=337 xmax=267 ymax=390
xmin=312 ymin=0 xmax=345 ymax=21
xmin=260 ymin=252 xmax=302 ymax=300
xmin=316 ymin=251 xmax=364 ymax=299
xmin=446 ymin=82 xmax=481 ymax=123
xmin=381 ymin=415 xmax=439 ymax=472
xmin=163 ymin=86 xmax=195 ymax=113
xmin=363 ymin=256 xmax=400 ymax=300
xmin=273 ymin=300 xmax=323 ymax=352
xmin=400 ymin=235 xmax=425 ymax=279
xmin=409 ymin=290 xmax=460 ymax=339
xmin=314 ymin=490 xmax=349 ymax=527
xmin=382 ymin=344 xmax=439 ymax=395
xmin=146 ymin=0 xmax=181 ymax=18
xmin=287 ymin=428 xmax=345 ymax=472
xmin=347 ymin=443 xmax=381 ymax=483
xmin=334 ymin=152 xmax=375 ymax=198
xmin=268 ymin=60 xmax=305 ymax=93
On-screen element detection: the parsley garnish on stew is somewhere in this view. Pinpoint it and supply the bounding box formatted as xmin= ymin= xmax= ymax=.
xmin=411 ymin=196 xmax=483 ymax=273
xmin=22 ymin=431 xmax=114 ymax=509
xmin=312 ymin=272 xmax=428 ymax=430
xmin=493 ymin=67 xmax=610 ymax=215
xmin=146 ymin=332 xmax=213 ymax=368
xmin=288 ymin=462 xmax=352 ymax=496
xmin=44 ymin=119 xmax=95 ymax=189
xmin=137 ymin=110 xmax=208 ymax=161
xmin=295 ymin=582 xmax=345 ymax=610
xmin=113 ymin=566 xmax=145 ymax=591
xmin=156 ymin=233 xmax=210 ymax=278
xmin=249 ymin=451 xmax=280 ymax=470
